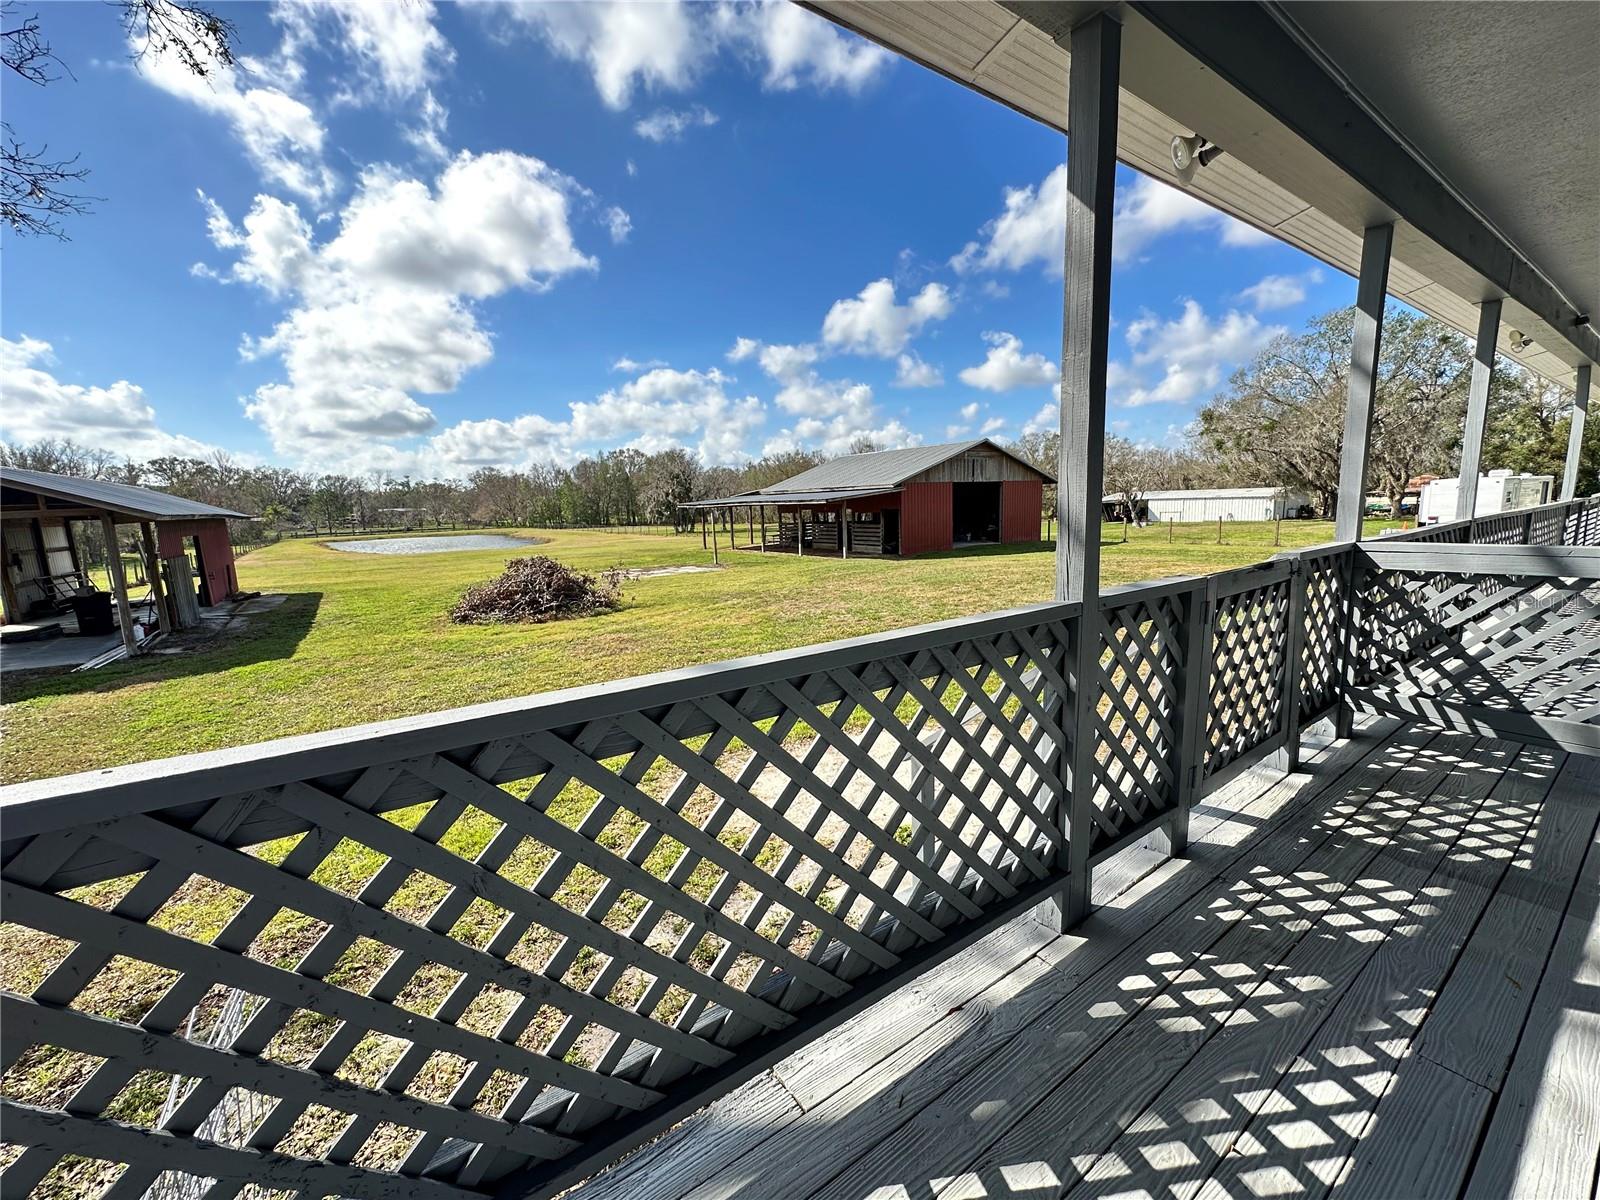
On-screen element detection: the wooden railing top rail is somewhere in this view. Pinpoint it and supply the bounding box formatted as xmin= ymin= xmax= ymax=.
xmin=1358 ymin=542 xmax=1600 ymax=575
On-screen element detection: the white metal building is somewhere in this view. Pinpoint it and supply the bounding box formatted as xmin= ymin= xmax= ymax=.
xmin=1115 ymin=487 xmax=1312 ymax=523
xmin=1418 ymin=470 xmax=1554 ymax=524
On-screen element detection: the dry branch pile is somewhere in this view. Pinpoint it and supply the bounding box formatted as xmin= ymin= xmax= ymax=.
xmin=449 ymin=556 xmax=623 ymax=624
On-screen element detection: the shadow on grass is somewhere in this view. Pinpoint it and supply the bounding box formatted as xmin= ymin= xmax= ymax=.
xmin=1 ymin=592 xmax=323 ymax=703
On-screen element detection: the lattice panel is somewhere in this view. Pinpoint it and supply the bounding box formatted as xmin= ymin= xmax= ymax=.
xmin=1204 ymin=578 xmax=1291 ymax=776
xmin=1297 ymin=551 xmax=1349 ymax=722
xmin=1472 ymin=513 xmax=1527 ymax=545
xmin=1566 ymin=500 xmax=1600 ymax=547
xmin=1352 ymin=567 xmax=1600 ymax=727
xmin=0 ymin=611 xmax=1073 ymax=1199
xmin=1527 ymin=506 xmax=1566 ymax=546
xmin=1086 ymin=592 xmax=1190 ymax=849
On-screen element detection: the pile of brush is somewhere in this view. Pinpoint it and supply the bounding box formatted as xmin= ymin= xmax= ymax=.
xmin=450 ymin=556 xmax=623 ymax=624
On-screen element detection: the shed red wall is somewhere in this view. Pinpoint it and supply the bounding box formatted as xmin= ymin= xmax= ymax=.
xmin=1001 ymin=480 xmax=1043 ymax=544
xmin=900 ymin=482 xmax=952 ymax=555
xmin=156 ymin=518 xmax=237 ymax=604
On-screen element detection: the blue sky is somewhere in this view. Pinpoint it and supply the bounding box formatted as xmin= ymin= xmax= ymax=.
xmin=0 ymin=0 xmax=1354 ymax=477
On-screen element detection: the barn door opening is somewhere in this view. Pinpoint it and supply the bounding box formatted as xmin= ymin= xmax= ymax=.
xmin=952 ymin=482 xmax=1001 ymax=545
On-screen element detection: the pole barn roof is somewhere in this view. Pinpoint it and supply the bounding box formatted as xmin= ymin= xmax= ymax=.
xmin=757 ymin=439 xmax=1055 ymax=493
xmin=0 ymin=467 xmax=247 ymax=521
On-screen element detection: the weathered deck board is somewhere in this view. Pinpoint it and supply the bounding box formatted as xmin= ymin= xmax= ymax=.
xmin=565 ymin=719 xmax=1598 ymax=1200
xmin=1462 ymin=786 xmax=1600 ymax=1200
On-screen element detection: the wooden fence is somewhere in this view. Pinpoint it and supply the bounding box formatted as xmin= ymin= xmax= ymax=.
xmin=2 ymin=495 xmax=1598 ymax=1199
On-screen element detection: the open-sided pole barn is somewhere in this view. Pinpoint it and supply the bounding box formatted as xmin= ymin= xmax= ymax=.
xmin=680 ymin=438 xmax=1052 ymax=559
xmin=1 ymin=468 xmax=245 ymax=655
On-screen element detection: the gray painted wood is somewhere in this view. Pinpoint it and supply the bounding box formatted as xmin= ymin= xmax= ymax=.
xmin=1335 ymin=225 xmax=1394 ymax=542
xmin=1462 ymin=812 xmax=1600 ymax=1200
xmin=1413 ymin=752 xmax=1600 ymax=1088
xmin=1055 ymin=10 xmax=1121 ymax=930
xmin=1457 ymin=299 xmax=1504 ymax=519
xmin=1563 ymin=363 xmax=1591 ymax=501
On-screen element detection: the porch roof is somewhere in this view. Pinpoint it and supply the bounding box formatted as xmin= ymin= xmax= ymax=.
xmin=805 ymin=0 xmax=1600 ymax=389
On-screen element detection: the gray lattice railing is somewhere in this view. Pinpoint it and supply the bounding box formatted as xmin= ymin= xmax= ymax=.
xmin=5 ymin=495 xmax=1599 ymax=1200
xmin=0 ymin=604 xmax=1078 ymax=1200
xmin=1348 ymin=542 xmax=1600 ymax=753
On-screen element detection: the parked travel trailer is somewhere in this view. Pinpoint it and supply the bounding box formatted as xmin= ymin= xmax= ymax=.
xmin=1417 ymin=470 xmax=1554 ymax=524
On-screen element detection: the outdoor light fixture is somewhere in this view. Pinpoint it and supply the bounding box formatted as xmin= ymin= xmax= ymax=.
xmin=1171 ymin=133 xmax=1225 ymax=186
xmin=1507 ymin=329 xmax=1535 ymax=352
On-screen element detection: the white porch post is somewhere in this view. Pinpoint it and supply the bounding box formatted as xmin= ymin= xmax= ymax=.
xmin=1054 ymin=9 xmax=1120 ymax=931
xmin=1334 ymin=224 xmax=1394 ymax=543
xmin=1562 ymin=363 xmax=1592 ymax=500
xmin=1456 ymin=299 xmax=1503 ymax=520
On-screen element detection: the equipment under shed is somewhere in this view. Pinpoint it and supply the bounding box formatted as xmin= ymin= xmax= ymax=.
xmin=683 ymin=439 xmax=1052 ymax=557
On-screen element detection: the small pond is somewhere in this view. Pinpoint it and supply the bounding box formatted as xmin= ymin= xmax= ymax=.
xmin=327 ymin=534 xmax=548 ymax=555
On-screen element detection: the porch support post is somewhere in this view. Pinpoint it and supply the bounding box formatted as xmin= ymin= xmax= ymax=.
xmin=1562 ymin=363 xmax=1592 ymax=500
xmin=99 ymin=513 xmax=139 ymax=656
xmin=139 ymin=522 xmax=173 ymax=635
xmin=1334 ymin=223 xmax=1393 ymax=544
xmin=1333 ymin=224 xmax=1392 ymax=738
xmin=1054 ymin=10 xmax=1120 ymax=932
xmin=1456 ymin=299 xmax=1503 ymax=520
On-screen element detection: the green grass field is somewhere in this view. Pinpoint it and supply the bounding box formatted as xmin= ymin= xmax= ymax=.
xmin=0 ymin=519 xmax=1397 ymax=784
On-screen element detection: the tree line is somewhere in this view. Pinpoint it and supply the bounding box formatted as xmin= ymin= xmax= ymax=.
xmin=3 ymin=305 xmax=1591 ymax=547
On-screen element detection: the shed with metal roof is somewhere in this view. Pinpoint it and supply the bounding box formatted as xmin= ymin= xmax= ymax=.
xmin=682 ymin=439 xmax=1052 ymax=557
xmin=2 ymin=467 xmax=247 ymax=656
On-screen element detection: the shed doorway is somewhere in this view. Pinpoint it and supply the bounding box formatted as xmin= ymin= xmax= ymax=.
xmin=952 ymin=482 xmax=1001 ymax=545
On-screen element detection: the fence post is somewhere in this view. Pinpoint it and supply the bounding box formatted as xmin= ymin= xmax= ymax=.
xmin=1272 ymin=554 xmax=1307 ymax=775
xmin=1333 ymin=545 xmax=1366 ymax=738
xmin=1168 ymin=576 xmax=1214 ymax=856
xmin=1521 ymin=508 xmax=1534 ymax=545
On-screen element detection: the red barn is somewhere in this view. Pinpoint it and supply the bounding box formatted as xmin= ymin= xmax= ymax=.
xmin=684 ymin=439 xmax=1052 ymax=557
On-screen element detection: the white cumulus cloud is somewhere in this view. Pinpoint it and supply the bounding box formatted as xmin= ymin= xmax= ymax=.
xmin=198 ymin=151 xmax=600 ymax=461
xmin=1118 ymin=300 xmax=1283 ymax=408
xmin=893 ymin=352 xmax=942 ymax=388
xmin=0 ymin=336 xmax=229 ymax=461
xmin=822 ymin=279 xmax=953 ymax=357
xmin=951 ymin=168 xmax=1274 ymax=276
xmin=958 ymin=332 xmax=1057 ymax=392
xmin=1239 ymin=269 xmax=1323 ymax=312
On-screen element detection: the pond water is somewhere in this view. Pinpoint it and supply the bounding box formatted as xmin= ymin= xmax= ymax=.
xmin=327 ymin=534 xmax=548 ymax=555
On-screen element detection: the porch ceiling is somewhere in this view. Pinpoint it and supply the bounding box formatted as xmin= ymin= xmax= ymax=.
xmin=802 ymin=0 xmax=1599 ymax=389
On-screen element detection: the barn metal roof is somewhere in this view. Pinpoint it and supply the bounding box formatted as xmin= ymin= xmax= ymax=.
xmin=680 ymin=487 xmax=902 ymax=509
xmin=0 ymin=468 xmax=247 ymax=521
xmin=758 ymin=438 xmax=1054 ymax=493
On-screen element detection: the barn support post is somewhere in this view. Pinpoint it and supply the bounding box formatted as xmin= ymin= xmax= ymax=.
xmin=99 ymin=513 xmax=140 ymax=657
xmin=710 ymin=511 xmax=719 ymax=565
xmin=1562 ymin=363 xmax=1592 ymax=500
xmin=1053 ymin=10 xmax=1120 ymax=933
xmin=797 ymin=509 xmax=804 ymax=556
xmin=701 ymin=512 xmax=708 ymax=550
xmin=747 ymin=508 xmax=753 ymax=548
xmin=759 ymin=505 xmax=767 ymax=552
xmin=1456 ymin=298 xmax=1503 ymax=520
xmin=139 ymin=522 xmax=172 ymax=635
xmin=841 ymin=504 xmax=849 ymax=559
xmin=1333 ymin=223 xmax=1393 ymax=738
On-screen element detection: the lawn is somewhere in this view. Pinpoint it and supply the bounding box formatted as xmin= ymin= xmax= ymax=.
xmin=0 ymin=519 xmax=1396 ymax=784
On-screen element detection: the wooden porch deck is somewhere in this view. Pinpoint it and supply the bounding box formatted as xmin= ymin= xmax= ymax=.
xmin=570 ymin=717 xmax=1600 ymax=1200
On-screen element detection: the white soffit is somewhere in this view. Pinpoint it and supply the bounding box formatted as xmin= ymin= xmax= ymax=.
xmin=806 ymin=0 xmax=1589 ymax=389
